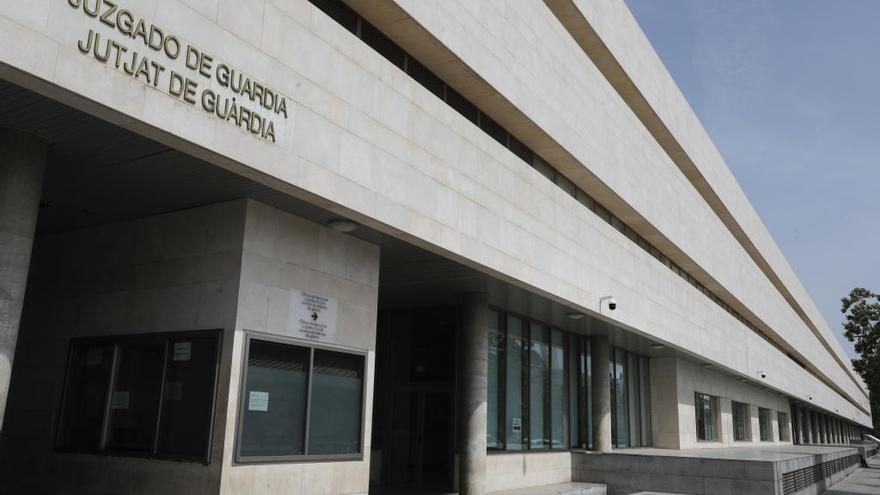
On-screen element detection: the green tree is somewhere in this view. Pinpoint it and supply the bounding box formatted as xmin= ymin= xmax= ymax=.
xmin=841 ymin=288 xmax=880 ymax=429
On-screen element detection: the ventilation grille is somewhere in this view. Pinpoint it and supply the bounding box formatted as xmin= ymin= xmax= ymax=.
xmin=781 ymin=454 xmax=860 ymax=495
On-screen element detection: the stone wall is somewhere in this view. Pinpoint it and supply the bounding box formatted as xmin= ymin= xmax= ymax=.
xmin=0 ymin=200 xmax=247 ymax=495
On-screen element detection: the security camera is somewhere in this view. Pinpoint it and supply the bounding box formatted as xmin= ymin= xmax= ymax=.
xmin=758 ymin=371 xmax=767 ymax=379
xmin=600 ymin=295 xmax=617 ymax=311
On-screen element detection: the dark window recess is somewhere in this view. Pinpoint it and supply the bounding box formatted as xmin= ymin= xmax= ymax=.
xmin=446 ymin=87 xmax=479 ymax=125
xmin=406 ymin=57 xmax=444 ymax=99
xmin=308 ymin=0 xmax=834 ymax=389
xmin=509 ymin=136 xmax=534 ymax=164
xmin=310 ymin=0 xmax=358 ymax=34
xmin=56 ymin=331 xmax=221 ymax=463
xmin=479 ymin=114 xmax=508 ymax=147
xmin=360 ymin=22 xmax=405 ymax=69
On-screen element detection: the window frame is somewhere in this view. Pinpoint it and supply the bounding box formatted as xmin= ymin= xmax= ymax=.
xmin=54 ymin=329 xmax=223 ymax=464
xmin=234 ymin=331 xmax=368 ymax=464
xmin=778 ymin=411 xmax=790 ymax=442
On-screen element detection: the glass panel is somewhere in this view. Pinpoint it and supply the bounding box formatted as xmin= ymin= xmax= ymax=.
xmin=505 ymin=316 xmax=526 ymax=451
xmin=57 ymin=342 xmax=114 ymax=451
xmin=627 ymin=352 xmax=640 ymax=447
xmin=106 ymin=341 xmax=165 ymax=451
xmin=156 ymin=335 xmax=218 ymax=459
xmin=550 ymin=329 xmax=566 ymax=449
xmin=733 ymin=402 xmax=749 ymax=441
xmin=308 ymin=349 xmax=364 ymax=455
xmin=240 ymin=339 xmax=309 ymax=457
xmin=639 ymin=356 xmax=651 ymax=447
xmin=759 ymin=408 xmax=771 ymax=441
xmin=487 ymin=311 xmax=503 ymax=449
xmin=612 ymin=348 xmax=628 ymax=447
xmin=529 ymin=323 xmax=549 ymax=449
xmin=695 ymin=392 xmax=717 ymax=441
xmin=585 ymin=339 xmax=592 ymax=449
xmin=568 ymin=336 xmax=582 ymax=449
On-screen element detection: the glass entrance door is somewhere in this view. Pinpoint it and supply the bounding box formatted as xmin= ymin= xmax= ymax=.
xmin=387 ymin=386 xmax=453 ymax=492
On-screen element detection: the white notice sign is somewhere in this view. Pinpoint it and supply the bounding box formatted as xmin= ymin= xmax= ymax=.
xmin=248 ymin=391 xmax=269 ymax=412
xmin=288 ymin=290 xmax=338 ymax=343
xmin=173 ymin=342 xmax=192 ymax=361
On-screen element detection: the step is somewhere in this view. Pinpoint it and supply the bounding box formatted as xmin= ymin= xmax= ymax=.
xmin=490 ymin=481 xmax=606 ymax=495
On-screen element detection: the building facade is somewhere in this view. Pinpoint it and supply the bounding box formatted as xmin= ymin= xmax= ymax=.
xmin=0 ymin=0 xmax=871 ymax=494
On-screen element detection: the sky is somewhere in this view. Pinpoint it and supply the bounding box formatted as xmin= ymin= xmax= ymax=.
xmin=624 ymin=0 xmax=880 ymax=360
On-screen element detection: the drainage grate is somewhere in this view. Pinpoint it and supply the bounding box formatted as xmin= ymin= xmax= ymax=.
xmin=781 ymin=454 xmax=860 ymax=495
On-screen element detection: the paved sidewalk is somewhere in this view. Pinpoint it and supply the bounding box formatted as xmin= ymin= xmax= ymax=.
xmin=823 ymin=456 xmax=880 ymax=494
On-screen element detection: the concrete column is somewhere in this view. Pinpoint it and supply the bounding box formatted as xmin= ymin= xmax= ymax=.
xmin=591 ymin=334 xmax=612 ymax=452
xmin=0 ymin=129 xmax=47 ymax=430
xmin=460 ymin=292 xmax=488 ymax=495
xmin=797 ymin=407 xmax=805 ymax=444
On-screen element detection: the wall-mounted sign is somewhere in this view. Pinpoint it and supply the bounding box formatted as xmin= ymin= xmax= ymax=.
xmin=288 ymin=289 xmax=338 ymax=343
xmin=66 ymin=0 xmax=289 ymax=143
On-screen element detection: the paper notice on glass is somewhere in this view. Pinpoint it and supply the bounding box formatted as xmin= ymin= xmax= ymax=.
xmin=111 ymin=391 xmax=130 ymax=409
xmin=248 ymin=391 xmax=269 ymax=412
xmin=173 ymin=342 xmax=192 ymax=361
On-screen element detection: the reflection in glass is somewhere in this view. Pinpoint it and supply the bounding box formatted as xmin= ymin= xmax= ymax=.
xmin=506 ymin=316 xmax=526 ymax=450
xmin=695 ymin=392 xmax=717 ymax=441
xmin=529 ymin=323 xmax=549 ymax=449
xmin=308 ymin=349 xmax=364 ymax=454
xmin=733 ymin=401 xmax=750 ymax=441
xmin=240 ymin=340 xmax=309 ymax=457
xmin=550 ymin=330 xmax=566 ymax=448
xmin=106 ymin=341 xmax=164 ymax=452
xmin=487 ymin=311 xmax=502 ymax=449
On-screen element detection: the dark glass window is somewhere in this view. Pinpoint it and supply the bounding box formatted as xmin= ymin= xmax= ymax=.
xmin=486 ymin=311 xmax=589 ymax=452
xmin=759 ymin=407 xmax=772 ymax=441
xmin=609 ymin=347 xmax=652 ymax=449
xmin=240 ymin=340 xmax=310 ymax=457
xmin=237 ymin=337 xmax=366 ymax=461
xmin=695 ymin=392 xmax=719 ymax=441
xmin=157 ymin=335 xmax=220 ymax=458
xmin=733 ymin=401 xmax=751 ymax=441
xmin=106 ymin=341 xmax=165 ymax=452
xmin=445 ymin=87 xmax=479 ymax=125
xmin=56 ymin=343 xmax=114 ymax=451
xmin=308 ymin=350 xmax=364 ymax=455
xmin=487 ymin=311 xmax=503 ymax=450
xmin=56 ymin=331 xmax=221 ymax=462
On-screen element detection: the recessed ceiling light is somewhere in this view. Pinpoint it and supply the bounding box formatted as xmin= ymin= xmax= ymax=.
xmin=650 ymin=343 xmax=665 ymax=350
xmin=566 ymin=312 xmax=585 ymax=320
xmin=740 ymin=378 xmax=749 ymax=383
xmin=701 ymin=363 xmax=712 ymax=369
xmin=327 ymin=218 xmax=358 ymax=233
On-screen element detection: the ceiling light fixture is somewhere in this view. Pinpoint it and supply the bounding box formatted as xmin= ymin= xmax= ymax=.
xmin=327 ymin=218 xmax=358 ymax=233
xmin=566 ymin=312 xmax=585 ymax=320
